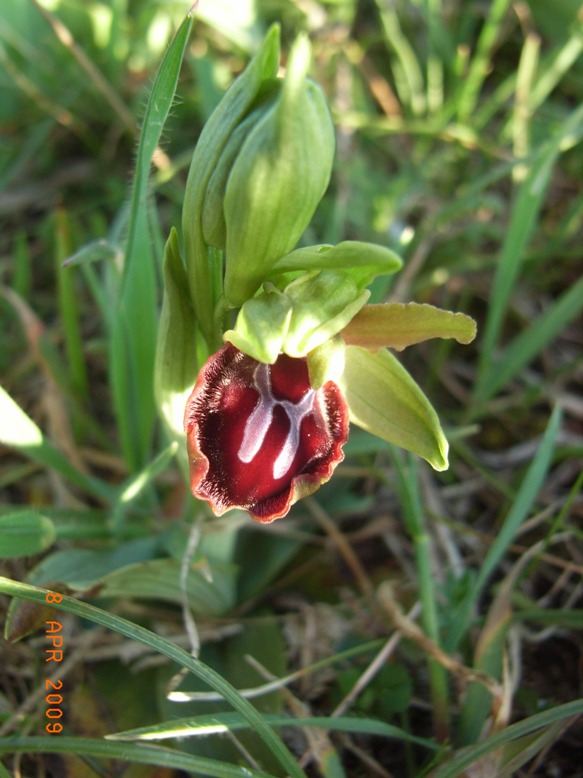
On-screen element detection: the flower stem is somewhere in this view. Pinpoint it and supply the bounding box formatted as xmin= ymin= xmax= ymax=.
xmin=391 ymin=450 xmax=450 ymax=742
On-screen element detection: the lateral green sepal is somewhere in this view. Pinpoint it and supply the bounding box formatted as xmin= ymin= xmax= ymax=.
xmin=341 ymin=345 xmax=449 ymax=471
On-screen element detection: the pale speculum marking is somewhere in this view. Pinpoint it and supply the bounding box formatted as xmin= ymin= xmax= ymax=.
xmin=238 ymin=362 xmax=315 ymax=480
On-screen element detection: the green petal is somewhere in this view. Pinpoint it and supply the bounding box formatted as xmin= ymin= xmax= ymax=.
xmin=342 ymin=302 xmax=477 ymax=351
xmin=223 ymin=287 xmax=292 ymax=364
xmin=283 ymin=271 xmax=370 ymax=357
xmin=341 ymin=345 xmax=449 ymax=471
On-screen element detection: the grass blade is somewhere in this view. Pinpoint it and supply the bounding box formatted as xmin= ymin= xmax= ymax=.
xmin=445 ymin=405 xmax=562 ymax=651
xmin=0 ymin=736 xmax=276 ymax=778
xmin=476 ymin=273 xmax=583 ymax=404
xmin=456 ymin=0 xmax=512 ymax=121
xmin=0 ymin=385 xmax=115 ymax=502
xmin=473 ymin=102 xmax=583 ymax=407
xmin=0 ymin=576 xmax=307 ymax=778
xmin=432 ymin=699 xmax=583 ymax=778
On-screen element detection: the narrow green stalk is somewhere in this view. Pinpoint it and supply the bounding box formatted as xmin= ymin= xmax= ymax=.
xmin=13 ymin=231 xmax=31 ymax=300
xmin=423 ymin=0 xmax=444 ymax=115
xmin=512 ymin=33 xmax=540 ymax=179
xmin=376 ymin=0 xmax=426 ymax=115
xmin=445 ymin=406 xmax=562 ymax=652
xmin=457 ymin=0 xmax=512 ymax=122
xmin=55 ymin=208 xmax=90 ymax=402
xmin=391 ymin=450 xmax=450 ymax=742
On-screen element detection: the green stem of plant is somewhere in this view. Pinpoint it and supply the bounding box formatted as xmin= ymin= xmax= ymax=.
xmin=392 ymin=450 xmax=450 ymax=742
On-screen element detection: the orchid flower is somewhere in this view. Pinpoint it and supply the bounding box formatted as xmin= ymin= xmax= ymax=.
xmin=155 ymin=25 xmax=476 ymax=523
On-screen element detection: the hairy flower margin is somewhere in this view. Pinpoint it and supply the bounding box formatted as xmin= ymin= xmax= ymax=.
xmin=155 ymin=24 xmax=477 ymax=523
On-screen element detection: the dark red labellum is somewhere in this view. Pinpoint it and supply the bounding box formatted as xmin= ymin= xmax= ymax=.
xmin=184 ymin=343 xmax=349 ymax=522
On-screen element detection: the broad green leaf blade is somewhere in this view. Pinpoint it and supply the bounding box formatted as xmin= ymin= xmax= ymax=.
xmin=0 ymin=577 xmax=306 ymax=778
xmin=342 ymin=302 xmax=476 ymax=351
xmin=98 ymin=557 xmax=237 ymax=616
xmin=111 ymin=12 xmax=194 ymax=470
xmin=0 ymin=385 xmax=114 ymax=502
xmin=0 ymin=511 xmax=55 ymax=558
xmin=342 ymin=346 xmax=449 ymax=470
xmin=27 ymin=537 xmax=160 ymax=590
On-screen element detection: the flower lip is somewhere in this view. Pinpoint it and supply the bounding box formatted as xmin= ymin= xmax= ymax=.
xmin=184 ymin=343 xmax=349 ymax=522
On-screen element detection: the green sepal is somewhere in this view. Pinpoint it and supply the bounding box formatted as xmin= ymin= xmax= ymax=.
xmin=282 ymin=271 xmax=370 ymax=357
xmin=182 ymin=24 xmax=281 ymax=347
xmin=223 ymin=35 xmax=335 ymax=306
xmin=154 ymin=228 xmax=199 ymax=464
xmin=341 ymin=345 xmax=449 ymax=471
xmin=271 ymin=240 xmax=403 ymax=281
xmin=201 ymin=96 xmax=275 ymax=250
xmin=342 ymin=302 xmax=477 ymax=351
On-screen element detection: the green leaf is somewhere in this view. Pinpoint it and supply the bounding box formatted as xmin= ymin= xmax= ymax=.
xmin=0 ymin=511 xmax=55 ymax=558
xmin=27 ymin=537 xmax=160 ymax=590
xmin=0 ymin=577 xmax=307 ymax=778
xmin=0 ymin=735 xmax=278 ymax=778
xmin=473 ymin=273 xmax=583 ymax=404
xmin=444 ymin=406 xmax=562 ymax=652
xmin=0 ymin=385 xmax=114 ymax=502
xmin=107 ymin=711 xmax=438 ymax=750
xmin=432 ymin=699 xmax=583 ymax=778
xmin=62 ymin=238 xmax=122 ymax=268
xmin=342 ymin=302 xmax=477 ymax=351
xmin=154 ymin=228 xmax=199 ymax=460
xmin=474 ymin=101 xmax=583 ymax=406
xmin=98 ymin=557 xmax=237 ymax=616
xmin=111 ymin=12 xmax=194 ymax=470
xmin=341 ymin=346 xmax=449 ymax=471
